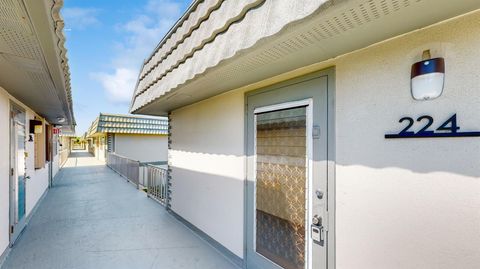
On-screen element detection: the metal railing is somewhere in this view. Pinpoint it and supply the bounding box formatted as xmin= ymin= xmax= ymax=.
xmin=107 ymin=153 xmax=168 ymax=206
xmin=144 ymin=164 xmax=168 ymax=205
xmin=107 ymin=153 xmax=140 ymax=187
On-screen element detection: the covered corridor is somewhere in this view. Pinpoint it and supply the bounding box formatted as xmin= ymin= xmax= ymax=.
xmin=1 ymin=151 xmax=238 ymax=269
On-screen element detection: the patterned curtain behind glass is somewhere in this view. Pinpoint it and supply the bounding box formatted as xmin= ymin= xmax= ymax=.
xmin=256 ymin=106 xmax=307 ymax=269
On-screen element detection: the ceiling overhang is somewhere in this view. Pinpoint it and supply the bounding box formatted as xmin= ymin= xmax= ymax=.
xmin=0 ymin=0 xmax=75 ymax=130
xmin=130 ymin=0 xmax=480 ymax=116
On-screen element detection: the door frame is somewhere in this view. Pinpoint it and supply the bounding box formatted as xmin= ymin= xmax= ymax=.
xmin=9 ymin=101 xmax=27 ymax=245
xmin=244 ymin=68 xmax=336 ymax=269
xmin=46 ymin=124 xmax=53 ymax=187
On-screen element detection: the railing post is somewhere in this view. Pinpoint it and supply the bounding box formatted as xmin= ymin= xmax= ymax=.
xmin=135 ymin=161 xmax=140 ymax=189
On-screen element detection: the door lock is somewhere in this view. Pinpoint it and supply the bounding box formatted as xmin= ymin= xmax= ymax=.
xmin=311 ymin=214 xmax=325 ymax=246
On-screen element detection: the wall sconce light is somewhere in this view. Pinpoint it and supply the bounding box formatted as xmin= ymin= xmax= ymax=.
xmin=411 ymin=50 xmax=445 ymax=100
xmin=29 ymin=120 xmax=43 ymax=134
xmin=57 ymin=117 xmax=66 ymax=123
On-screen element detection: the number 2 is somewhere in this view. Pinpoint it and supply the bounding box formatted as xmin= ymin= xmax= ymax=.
xmin=399 ymin=117 xmax=414 ymax=135
xmin=417 ymin=116 xmax=434 ymax=134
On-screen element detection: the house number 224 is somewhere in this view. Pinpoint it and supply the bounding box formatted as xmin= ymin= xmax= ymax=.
xmin=385 ymin=114 xmax=480 ymax=138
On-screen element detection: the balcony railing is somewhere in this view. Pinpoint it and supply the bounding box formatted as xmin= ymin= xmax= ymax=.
xmin=107 ymin=152 xmax=168 ymax=206
xmin=107 ymin=153 xmax=140 ymax=187
xmin=144 ymin=164 xmax=168 ymax=206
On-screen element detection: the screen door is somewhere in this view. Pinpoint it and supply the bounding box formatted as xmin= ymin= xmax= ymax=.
xmin=246 ymin=74 xmax=331 ymax=269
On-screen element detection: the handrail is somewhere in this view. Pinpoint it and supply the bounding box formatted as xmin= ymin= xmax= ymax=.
xmin=144 ymin=164 xmax=168 ymax=206
xmin=107 ymin=153 xmax=140 ymax=187
xmin=107 ymin=153 xmax=168 ymax=206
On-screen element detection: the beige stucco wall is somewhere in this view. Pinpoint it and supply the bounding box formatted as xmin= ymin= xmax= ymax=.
xmin=333 ymin=11 xmax=480 ymax=269
xmin=168 ymin=11 xmax=480 ymax=267
xmin=24 ymin=109 xmax=50 ymax=215
xmin=114 ymin=134 xmax=167 ymax=162
xmin=94 ymin=135 xmax=106 ymax=162
xmin=52 ymin=154 xmax=60 ymax=178
xmin=170 ymin=89 xmax=246 ymax=258
xmin=0 ymin=87 xmax=52 ymax=257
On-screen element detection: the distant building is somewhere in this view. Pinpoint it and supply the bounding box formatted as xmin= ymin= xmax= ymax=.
xmin=0 ymin=0 xmax=75 ymax=257
xmin=86 ymin=113 xmax=168 ymax=163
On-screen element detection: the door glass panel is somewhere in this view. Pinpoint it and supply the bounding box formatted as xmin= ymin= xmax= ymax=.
xmin=16 ymin=123 xmax=26 ymax=221
xmin=255 ymin=106 xmax=307 ymax=269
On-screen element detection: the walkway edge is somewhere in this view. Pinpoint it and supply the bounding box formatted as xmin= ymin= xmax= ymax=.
xmin=169 ymin=210 xmax=244 ymax=269
xmin=0 ymin=187 xmax=49 ymax=268
xmin=0 ymin=245 xmax=10 ymax=269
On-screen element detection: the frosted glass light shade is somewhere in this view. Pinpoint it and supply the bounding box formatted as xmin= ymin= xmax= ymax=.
xmin=411 ymin=58 xmax=445 ymax=101
xmin=411 ymin=72 xmax=445 ymax=100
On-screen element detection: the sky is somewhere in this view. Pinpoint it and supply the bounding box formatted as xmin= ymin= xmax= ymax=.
xmin=62 ymin=0 xmax=192 ymax=135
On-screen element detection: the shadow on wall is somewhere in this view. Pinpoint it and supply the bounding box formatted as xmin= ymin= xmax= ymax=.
xmin=169 ymin=166 xmax=245 ymax=257
xmin=170 ymin=137 xmax=480 ymax=179
xmin=337 ymin=135 xmax=480 ymax=178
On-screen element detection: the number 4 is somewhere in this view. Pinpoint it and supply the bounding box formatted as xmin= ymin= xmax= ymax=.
xmin=437 ymin=114 xmax=460 ymax=133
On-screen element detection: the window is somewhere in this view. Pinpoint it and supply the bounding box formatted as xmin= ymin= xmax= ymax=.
xmin=45 ymin=124 xmax=52 ymax=162
xmin=34 ymin=120 xmax=46 ymax=169
xmin=52 ymin=134 xmax=58 ymax=156
xmin=33 ymin=121 xmax=55 ymax=168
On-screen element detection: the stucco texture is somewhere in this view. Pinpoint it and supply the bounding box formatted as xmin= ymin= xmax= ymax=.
xmin=170 ymin=89 xmax=246 ymax=258
xmin=114 ymin=134 xmax=167 ymax=162
xmin=168 ymin=10 xmax=480 ymax=268
xmin=0 ymin=87 xmax=55 ymax=257
xmin=334 ymin=11 xmax=480 ymax=269
xmin=0 ymin=88 xmax=11 ymax=256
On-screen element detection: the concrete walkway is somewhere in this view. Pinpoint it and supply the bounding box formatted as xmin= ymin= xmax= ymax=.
xmin=1 ymin=151 xmax=238 ymax=269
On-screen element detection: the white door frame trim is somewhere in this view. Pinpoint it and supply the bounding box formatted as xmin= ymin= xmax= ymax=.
xmin=253 ymin=98 xmax=314 ymax=269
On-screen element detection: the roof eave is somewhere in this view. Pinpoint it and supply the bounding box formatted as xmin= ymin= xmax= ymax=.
xmin=130 ymin=0 xmax=480 ymax=115
xmin=24 ymin=0 xmax=75 ymax=128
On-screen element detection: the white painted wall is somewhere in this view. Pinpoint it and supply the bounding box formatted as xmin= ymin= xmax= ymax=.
xmin=0 ymin=87 xmax=53 ymax=257
xmin=24 ymin=109 xmax=49 ymax=216
xmin=52 ymin=155 xmax=59 ymax=178
xmin=0 ymin=88 xmax=11 ymax=256
xmin=168 ymin=11 xmax=480 ymax=267
xmin=170 ymin=90 xmax=246 ymax=258
xmin=114 ymin=134 xmax=167 ymax=162
xmin=94 ymin=135 xmax=106 ymax=162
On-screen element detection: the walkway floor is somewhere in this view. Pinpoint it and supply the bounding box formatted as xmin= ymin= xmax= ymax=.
xmin=1 ymin=151 xmax=238 ymax=269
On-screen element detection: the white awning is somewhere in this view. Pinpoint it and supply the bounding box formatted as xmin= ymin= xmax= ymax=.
xmin=130 ymin=0 xmax=480 ymax=115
